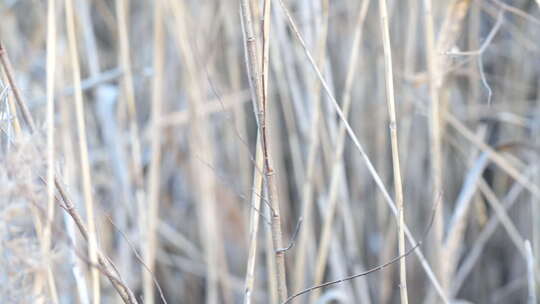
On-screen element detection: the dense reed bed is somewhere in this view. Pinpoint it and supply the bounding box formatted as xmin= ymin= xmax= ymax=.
xmin=0 ymin=0 xmax=539 ymax=303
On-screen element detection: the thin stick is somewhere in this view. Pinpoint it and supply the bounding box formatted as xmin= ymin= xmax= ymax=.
xmin=243 ymin=134 xmax=264 ymax=304
xmin=44 ymin=0 xmax=59 ymax=302
xmin=282 ymin=198 xmax=439 ymax=304
xmin=64 ymin=0 xmax=100 ymax=302
xmin=275 ymin=1 xmax=448 ymax=301
xmin=378 ymin=1 xmax=408 ymax=302
xmin=261 ymin=0 xmax=288 ymax=301
xmin=240 ymin=0 xmax=289 ymax=301
xmin=445 ymin=10 xmax=504 ymax=56
xmin=491 ymin=0 xmax=540 ymax=26
xmin=143 ymin=1 xmax=164 ymax=303
xmin=0 ymin=42 xmax=36 ymax=132
xmin=0 ymin=20 xmax=138 ymax=304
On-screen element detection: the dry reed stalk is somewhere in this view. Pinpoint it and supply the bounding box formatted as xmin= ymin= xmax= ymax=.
xmin=0 ymin=33 xmax=138 ymax=304
xmin=1 ymin=2 xmax=539 ymax=303
xmin=423 ymin=0 xmax=445 ymax=293
xmin=29 ymin=191 xmax=47 ymax=303
xmin=43 ymin=0 xmax=59 ymax=302
xmin=378 ymin=0 xmax=408 ymax=302
xmin=55 ymin=178 xmax=139 ymax=304
xmin=143 ymin=1 xmax=164 ymax=303
xmin=64 ymin=0 xmax=101 ymax=301
xmin=308 ymin=2 xmax=373 ymax=301
xmin=240 ymin=0 xmax=289 ymax=301
xmin=283 ymin=1 xmax=329 ymax=302
xmin=265 ymin=214 xmax=279 ymax=303
xmin=58 ymin=75 xmax=91 ymax=304
xmin=275 ymin=1 xmax=448 ymax=301
xmin=243 ymin=134 xmax=264 ymax=304
xmin=287 ymin=3 xmax=324 ymax=290
xmin=0 ymin=8 xmax=138 ymax=304
xmin=262 ymin=0 xmax=288 ymax=301
xmin=0 ymin=42 xmax=36 ymax=132
xmin=436 ymin=0 xmax=471 ymax=81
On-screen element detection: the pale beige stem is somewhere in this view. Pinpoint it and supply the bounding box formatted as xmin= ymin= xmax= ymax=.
xmin=44 ymin=0 xmax=59 ymax=302
xmin=64 ymin=0 xmax=100 ymax=302
xmin=143 ymin=1 xmax=164 ymax=303
xmin=378 ymin=0 xmax=408 ymax=302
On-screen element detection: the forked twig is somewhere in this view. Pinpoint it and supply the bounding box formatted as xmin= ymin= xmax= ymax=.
xmin=281 ymin=198 xmax=440 ymax=304
xmin=276 ymin=216 xmax=303 ymax=254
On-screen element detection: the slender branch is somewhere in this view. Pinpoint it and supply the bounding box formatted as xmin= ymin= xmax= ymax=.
xmin=240 ymin=0 xmax=288 ymax=301
xmin=282 ymin=199 xmax=440 ymax=304
xmin=0 ymin=18 xmax=139 ymax=304
xmin=0 ymin=41 xmax=36 ymax=132
xmin=378 ymin=0 xmax=408 ymax=302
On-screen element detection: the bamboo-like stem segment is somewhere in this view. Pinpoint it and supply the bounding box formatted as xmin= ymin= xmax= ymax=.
xmin=240 ymin=0 xmax=288 ymax=301
xmin=378 ymin=0 xmax=408 ymax=303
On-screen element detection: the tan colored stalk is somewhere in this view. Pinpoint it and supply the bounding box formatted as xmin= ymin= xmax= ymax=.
xmin=241 ymin=0 xmax=288 ymax=301
xmin=64 ymin=0 xmax=100 ymax=302
xmin=59 ymin=76 xmax=91 ymax=304
xmin=0 ymin=42 xmax=36 ymax=132
xmin=423 ymin=0 xmax=445 ymax=292
xmin=378 ymin=0 xmax=408 ymax=302
xmin=43 ymin=0 xmax=59 ymax=302
xmin=276 ymin=0 xmax=447 ymax=301
xmin=243 ymin=135 xmax=264 ymax=304
xmin=143 ymin=1 xmax=164 ymax=303
xmin=0 ymin=22 xmax=137 ymax=304
xmin=262 ymin=0 xmax=288 ymax=301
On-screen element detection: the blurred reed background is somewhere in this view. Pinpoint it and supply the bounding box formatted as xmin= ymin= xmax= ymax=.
xmin=0 ymin=0 xmax=539 ymax=303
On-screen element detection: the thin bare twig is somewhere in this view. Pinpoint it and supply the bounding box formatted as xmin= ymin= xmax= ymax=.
xmin=281 ymin=198 xmax=440 ymax=304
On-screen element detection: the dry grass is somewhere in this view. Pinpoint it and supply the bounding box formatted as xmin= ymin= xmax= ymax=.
xmin=0 ymin=0 xmax=539 ymax=303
